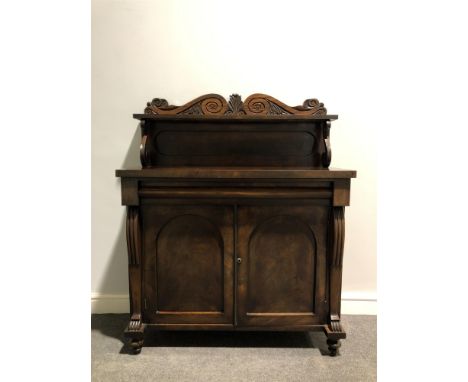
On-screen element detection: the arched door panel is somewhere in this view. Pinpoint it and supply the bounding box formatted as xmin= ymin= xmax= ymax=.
xmin=142 ymin=205 xmax=234 ymax=325
xmin=237 ymin=205 xmax=328 ymax=326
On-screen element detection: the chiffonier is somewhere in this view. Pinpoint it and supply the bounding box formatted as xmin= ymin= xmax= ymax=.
xmin=116 ymin=93 xmax=356 ymax=356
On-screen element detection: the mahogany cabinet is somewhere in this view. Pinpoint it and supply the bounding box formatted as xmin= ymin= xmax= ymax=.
xmin=116 ymin=93 xmax=356 ymax=356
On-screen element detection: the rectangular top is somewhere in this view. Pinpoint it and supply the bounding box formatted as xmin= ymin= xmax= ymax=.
xmin=134 ymin=114 xmax=338 ymax=121
xmin=116 ymin=167 xmax=356 ymax=179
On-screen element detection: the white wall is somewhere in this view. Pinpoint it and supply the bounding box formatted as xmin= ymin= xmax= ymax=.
xmin=92 ymin=0 xmax=376 ymax=313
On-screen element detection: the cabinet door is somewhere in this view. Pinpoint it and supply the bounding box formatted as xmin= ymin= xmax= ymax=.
xmin=237 ymin=205 xmax=328 ymax=327
xmin=142 ymin=205 xmax=234 ymax=325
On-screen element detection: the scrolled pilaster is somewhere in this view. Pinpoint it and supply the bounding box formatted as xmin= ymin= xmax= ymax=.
xmin=126 ymin=207 xmax=141 ymax=265
xmin=331 ymin=206 xmax=345 ymax=268
xmin=326 ymin=206 xmax=346 ymax=349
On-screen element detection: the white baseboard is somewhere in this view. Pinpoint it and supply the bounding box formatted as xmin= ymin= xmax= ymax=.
xmin=91 ymin=293 xmax=130 ymax=314
xmin=341 ymin=291 xmax=377 ymax=315
xmin=92 ymin=292 xmax=377 ymax=315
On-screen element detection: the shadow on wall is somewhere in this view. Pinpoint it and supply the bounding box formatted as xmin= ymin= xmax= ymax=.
xmin=96 ymin=124 xmax=141 ymax=303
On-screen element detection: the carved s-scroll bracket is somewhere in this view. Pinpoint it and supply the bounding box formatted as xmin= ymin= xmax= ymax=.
xmin=326 ymin=206 xmax=346 ymax=342
xmin=139 ymin=120 xmax=152 ymax=168
xmin=126 ymin=207 xmax=141 ymax=266
xmin=331 ymin=206 xmax=345 ymax=268
xmin=124 ymin=207 xmax=144 ymax=353
xmin=322 ymin=121 xmax=332 ymax=167
xmin=140 ymin=134 xmax=149 ymax=167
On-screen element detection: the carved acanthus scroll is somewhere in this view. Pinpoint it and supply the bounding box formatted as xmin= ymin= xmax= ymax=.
xmin=145 ymin=94 xmax=228 ymax=116
xmin=243 ymin=94 xmax=327 ymax=116
xmin=144 ymin=93 xmax=327 ymax=116
xmin=226 ymin=94 xmax=245 ymax=115
xmin=126 ymin=207 xmax=141 ymax=265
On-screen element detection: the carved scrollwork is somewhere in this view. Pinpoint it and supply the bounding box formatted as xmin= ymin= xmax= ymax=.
xmin=322 ymin=121 xmax=332 ymax=167
xmin=331 ymin=207 xmax=345 ymax=268
xmin=200 ymin=96 xmax=228 ymax=115
xmin=327 ymin=208 xmax=346 ymax=351
xmin=126 ymin=207 xmax=141 ymax=265
xmin=243 ymin=93 xmax=327 ymax=116
xmin=139 ymin=134 xmax=151 ymax=167
xmin=326 ymin=314 xmax=344 ymax=355
xmin=139 ymin=121 xmax=149 ymax=167
xmin=143 ymin=93 xmax=327 ymax=116
xmin=330 ymin=314 xmax=343 ymax=332
xmin=144 ymin=94 xmax=228 ymax=115
xmin=244 ymin=96 xmax=269 ymax=115
xmin=148 ymin=98 xmax=171 ymax=109
xmin=302 ymin=98 xmax=324 ymax=110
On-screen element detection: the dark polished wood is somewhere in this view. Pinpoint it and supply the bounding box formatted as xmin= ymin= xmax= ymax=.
xmin=116 ymin=94 xmax=355 ymax=355
xmin=141 ymin=205 xmax=234 ymax=325
xmin=142 ymin=93 xmax=328 ymax=117
xmin=116 ymin=167 xmax=356 ymax=179
xmin=237 ymin=205 xmax=328 ymax=327
xmin=139 ymin=121 xmax=330 ymax=167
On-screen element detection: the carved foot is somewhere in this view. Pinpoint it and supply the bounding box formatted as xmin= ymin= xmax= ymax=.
xmin=327 ymin=339 xmax=341 ymax=356
xmin=124 ymin=314 xmax=145 ymax=354
xmin=323 ymin=315 xmax=346 ymax=356
xmin=129 ymin=338 xmax=144 ymax=354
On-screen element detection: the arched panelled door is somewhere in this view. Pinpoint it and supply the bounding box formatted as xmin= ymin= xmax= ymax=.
xmin=236 ymin=205 xmax=328 ymax=327
xmin=141 ymin=203 xmax=328 ymax=327
xmin=142 ymin=205 xmax=234 ymax=325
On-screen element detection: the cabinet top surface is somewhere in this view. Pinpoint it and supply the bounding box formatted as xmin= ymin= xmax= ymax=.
xmin=116 ymin=167 xmax=357 ymax=179
xmin=134 ymin=114 xmax=338 ymax=121
xmin=136 ymin=93 xmax=337 ymax=121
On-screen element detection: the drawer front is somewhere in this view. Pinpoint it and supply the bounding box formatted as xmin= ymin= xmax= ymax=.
xmin=236 ymin=204 xmax=328 ymax=327
xmin=142 ymin=205 xmax=234 ymax=325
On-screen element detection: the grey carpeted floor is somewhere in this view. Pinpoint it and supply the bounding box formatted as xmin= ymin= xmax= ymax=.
xmin=92 ymin=314 xmax=376 ymax=382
